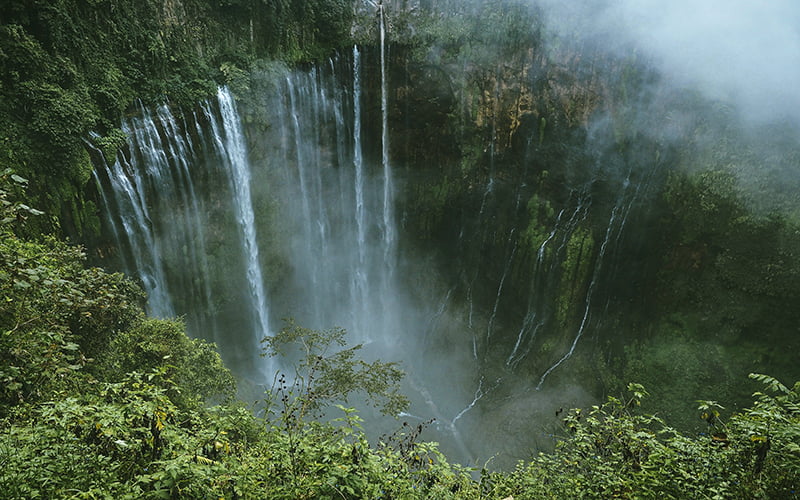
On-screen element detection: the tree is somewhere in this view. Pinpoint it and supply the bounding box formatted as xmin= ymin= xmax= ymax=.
xmin=262 ymin=319 xmax=410 ymax=426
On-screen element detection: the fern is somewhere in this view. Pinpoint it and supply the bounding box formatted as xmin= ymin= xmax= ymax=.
xmin=749 ymin=373 xmax=791 ymax=395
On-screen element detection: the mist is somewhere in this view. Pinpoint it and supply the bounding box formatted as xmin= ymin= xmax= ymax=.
xmin=534 ymin=0 xmax=800 ymax=125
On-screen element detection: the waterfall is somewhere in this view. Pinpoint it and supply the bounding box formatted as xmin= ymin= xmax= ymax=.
xmin=244 ymin=51 xmax=403 ymax=347
xmin=93 ymin=108 xmax=177 ymax=319
xmin=536 ymin=212 xmax=611 ymax=389
xmin=505 ymin=209 xmax=564 ymax=367
xmin=85 ymin=136 xmax=127 ymax=269
xmin=156 ymin=106 xmax=216 ymax=337
xmin=95 ymin=91 xmax=274 ymax=379
xmin=91 ymin=43 xmax=658 ymax=467
xmin=486 ymin=229 xmax=518 ymax=342
xmin=378 ymin=3 xmax=399 ymax=338
xmin=535 ymin=181 xmax=635 ymax=389
xmin=379 ymin=3 xmax=395 ymax=269
xmin=285 ymin=74 xmax=323 ymax=323
xmin=352 ymin=46 xmax=370 ymax=337
xmin=207 ymin=88 xmax=272 ymax=374
xmin=452 ymin=376 xmax=502 ymax=426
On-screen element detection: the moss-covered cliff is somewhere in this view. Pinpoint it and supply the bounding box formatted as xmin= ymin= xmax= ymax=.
xmin=0 ymin=0 xmax=354 ymax=238
xmin=371 ymin=0 xmax=800 ymax=428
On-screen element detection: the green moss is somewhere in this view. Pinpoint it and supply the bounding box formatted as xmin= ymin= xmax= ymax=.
xmin=538 ymin=116 xmax=547 ymax=146
xmin=522 ymin=193 xmax=555 ymax=256
xmin=92 ymin=128 xmax=128 ymax=166
xmin=555 ymin=224 xmax=594 ymax=328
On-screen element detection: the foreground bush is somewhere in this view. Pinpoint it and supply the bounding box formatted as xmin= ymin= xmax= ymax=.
xmin=484 ymin=378 xmax=799 ymax=499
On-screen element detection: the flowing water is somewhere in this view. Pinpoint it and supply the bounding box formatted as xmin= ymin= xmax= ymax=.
xmin=94 ymin=94 xmax=270 ymax=375
xmin=92 ymin=47 xmax=653 ymax=466
xmin=205 ymin=89 xmax=272 ymax=376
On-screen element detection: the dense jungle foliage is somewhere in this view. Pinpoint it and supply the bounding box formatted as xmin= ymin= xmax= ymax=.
xmin=2 ymin=0 xmax=800 ymax=497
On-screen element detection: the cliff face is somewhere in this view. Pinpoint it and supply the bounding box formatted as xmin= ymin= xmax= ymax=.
xmin=377 ymin=5 xmax=645 ymax=363
xmin=81 ymin=2 xmax=800 ymax=445
xmin=350 ymin=1 xmax=800 ymax=431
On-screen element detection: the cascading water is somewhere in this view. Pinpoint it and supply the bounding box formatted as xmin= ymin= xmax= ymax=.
xmin=378 ymin=2 xmax=399 ymax=337
xmin=379 ymin=2 xmax=396 ymax=271
xmin=94 ymin=91 xmax=273 ymax=379
xmin=536 ymin=200 xmax=618 ymax=389
xmin=93 ymin=106 xmax=181 ymax=320
xmin=271 ymin=54 xmax=402 ymax=344
xmin=352 ymin=46 xmax=370 ymax=337
xmin=485 ymin=228 xmax=518 ymax=343
xmin=205 ymin=88 xmax=272 ymax=376
xmin=92 ymin=40 xmax=660 ymax=467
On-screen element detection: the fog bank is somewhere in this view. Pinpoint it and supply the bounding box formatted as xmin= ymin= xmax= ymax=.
xmin=535 ymin=0 xmax=800 ymax=124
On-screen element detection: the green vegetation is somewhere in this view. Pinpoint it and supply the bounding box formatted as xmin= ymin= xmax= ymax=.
xmin=555 ymin=224 xmax=594 ymax=328
xmin=484 ymin=379 xmax=800 ymax=499
xmin=262 ymin=320 xmax=409 ymax=420
xmin=2 ymin=171 xmax=798 ymax=498
xmin=617 ymin=129 xmax=800 ymax=428
xmin=1 ymin=1 xmax=799 ymax=497
xmin=0 ymin=0 xmax=353 ymax=238
xmin=522 ymin=193 xmax=555 ymax=256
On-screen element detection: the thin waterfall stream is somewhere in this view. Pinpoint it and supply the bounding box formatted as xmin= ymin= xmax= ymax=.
xmin=352 ymin=46 xmax=369 ymax=338
xmin=207 ymin=89 xmax=272 ymax=375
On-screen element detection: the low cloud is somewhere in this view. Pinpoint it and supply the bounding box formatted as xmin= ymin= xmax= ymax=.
xmin=535 ymin=0 xmax=800 ymax=124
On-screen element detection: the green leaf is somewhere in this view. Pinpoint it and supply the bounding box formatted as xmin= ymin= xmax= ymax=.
xmin=10 ymin=174 xmax=28 ymax=185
